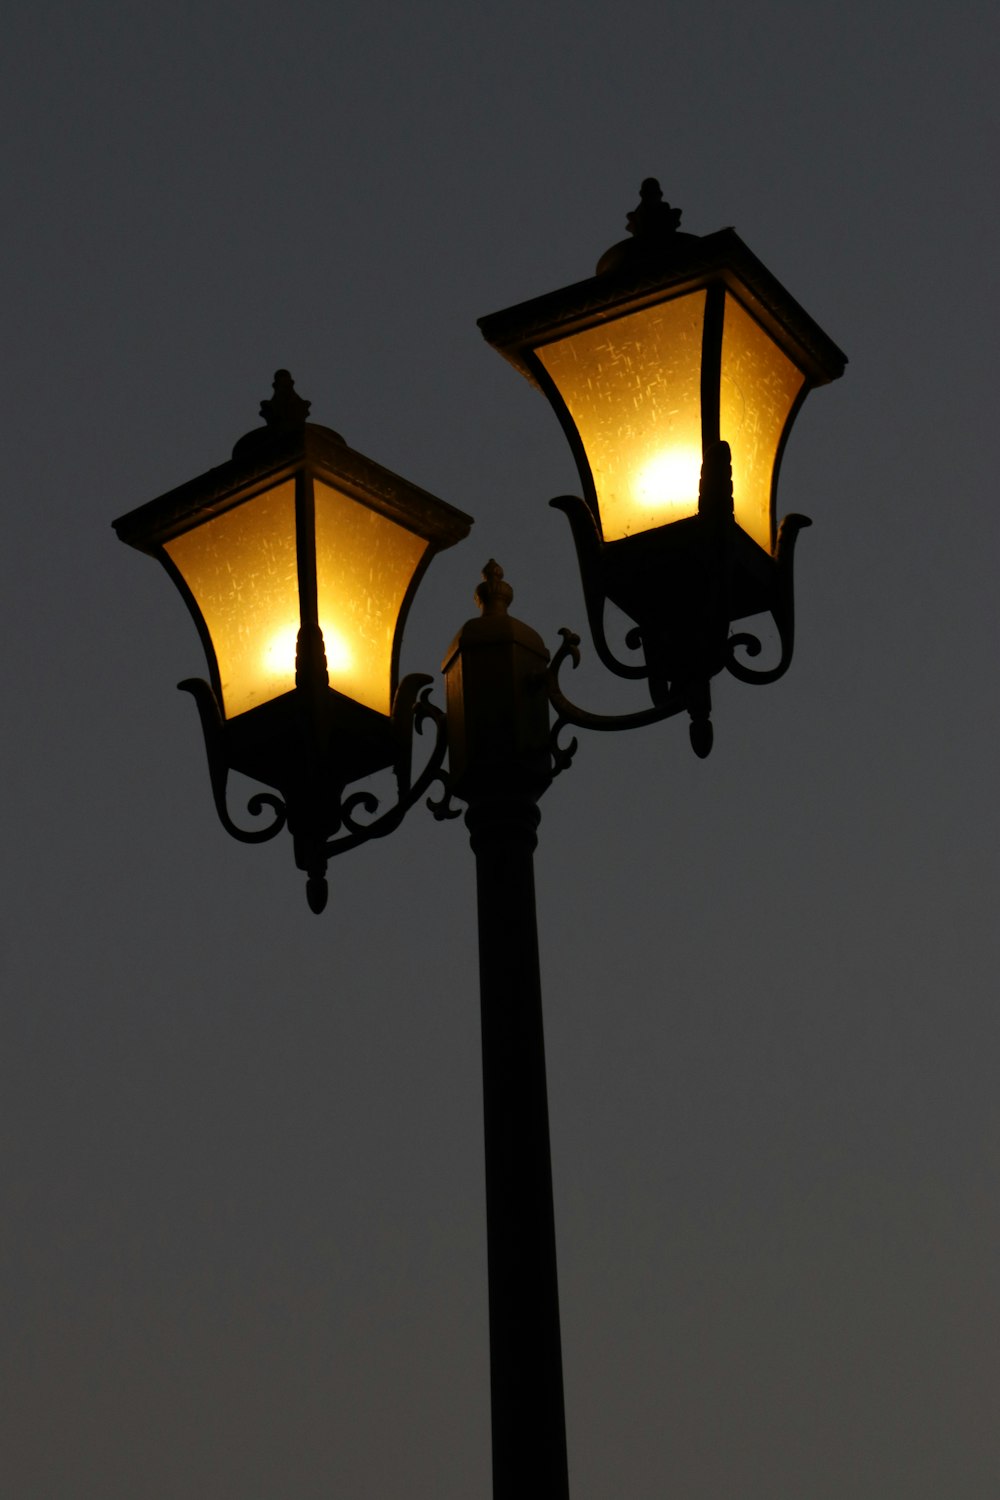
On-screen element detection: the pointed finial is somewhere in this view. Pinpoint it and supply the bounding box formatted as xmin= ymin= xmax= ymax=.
xmin=626 ymin=179 xmax=682 ymax=239
xmin=306 ymin=871 xmax=328 ymax=914
xmin=475 ymin=559 xmax=514 ymax=617
xmin=260 ymin=369 xmax=311 ymax=431
xmin=596 ymin=178 xmax=687 ymax=274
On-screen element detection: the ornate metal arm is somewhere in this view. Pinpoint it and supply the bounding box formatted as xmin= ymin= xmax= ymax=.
xmin=544 ymin=627 xmax=691 ymax=773
xmin=320 ymin=678 xmax=452 ymax=858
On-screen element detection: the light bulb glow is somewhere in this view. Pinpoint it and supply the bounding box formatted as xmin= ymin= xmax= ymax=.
xmin=631 ymin=445 xmax=703 ymax=525
xmin=535 ymin=291 xmax=708 ymax=543
xmin=261 ymin=621 xmax=353 ymax=681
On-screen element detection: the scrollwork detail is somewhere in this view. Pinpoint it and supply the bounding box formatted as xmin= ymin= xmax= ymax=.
xmin=321 ymin=678 xmax=452 ymax=860
xmin=180 ymin=671 xmax=454 ymax=913
xmin=549 ymin=496 xmax=649 ymax=680
xmin=544 ymin=626 xmax=688 ymax=774
xmin=178 ymin=678 xmax=287 ymax=844
xmin=724 ymin=513 xmax=811 ymax=687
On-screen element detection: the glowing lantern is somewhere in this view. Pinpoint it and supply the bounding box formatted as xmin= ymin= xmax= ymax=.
xmin=113 ymin=371 xmax=471 ymax=889
xmin=478 ymin=181 xmax=846 ymax=742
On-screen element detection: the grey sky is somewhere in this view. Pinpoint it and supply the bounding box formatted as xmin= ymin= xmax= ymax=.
xmin=3 ymin=2 xmax=998 ymax=1496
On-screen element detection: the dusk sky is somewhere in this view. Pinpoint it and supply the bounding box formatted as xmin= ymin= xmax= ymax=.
xmin=3 ymin=2 xmax=998 ymax=1496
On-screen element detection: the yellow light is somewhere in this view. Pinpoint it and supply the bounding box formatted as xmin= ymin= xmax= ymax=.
xmin=165 ymin=477 xmax=431 ymax=719
xmin=165 ymin=480 xmax=300 ymax=719
xmin=261 ymin=622 xmax=299 ymax=680
xmin=631 ymin=445 xmax=703 ymax=526
xmin=537 ymin=289 xmax=707 ymax=543
xmin=313 ymin=479 xmax=429 ymax=715
xmin=261 ymin=621 xmax=353 ymax=682
xmin=720 ymin=293 xmax=805 ymax=551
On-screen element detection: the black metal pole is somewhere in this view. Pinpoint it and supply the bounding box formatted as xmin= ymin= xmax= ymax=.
xmin=443 ymin=562 xmax=569 ymax=1499
xmin=467 ymin=794 xmax=569 ymax=1499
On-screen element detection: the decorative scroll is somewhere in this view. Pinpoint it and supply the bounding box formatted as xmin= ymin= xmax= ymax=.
xmin=724 ymin=513 xmax=811 ymax=686
xmin=178 ymin=672 xmax=452 ymax=915
xmin=549 ymin=496 xmax=650 ymax=680
xmin=178 ymin=678 xmax=287 ymax=843
xmin=320 ymin=680 xmax=451 ymax=860
xmin=544 ymin=628 xmax=689 ymax=774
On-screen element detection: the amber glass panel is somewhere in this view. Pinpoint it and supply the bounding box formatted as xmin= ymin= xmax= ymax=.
xmin=537 ymin=290 xmax=706 ymax=541
xmin=165 ymin=481 xmax=298 ymax=718
xmin=313 ymin=480 xmax=428 ymax=715
xmin=720 ymin=294 xmax=805 ymax=552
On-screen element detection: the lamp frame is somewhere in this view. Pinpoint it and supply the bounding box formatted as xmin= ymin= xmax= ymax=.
xmin=477 ymin=218 xmax=846 ymax=474
xmin=113 ymin=383 xmax=472 ymax=909
xmin=478 ymin=186 xmax=846 ymax=752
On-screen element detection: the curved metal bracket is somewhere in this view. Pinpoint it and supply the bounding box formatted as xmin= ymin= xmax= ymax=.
xmin=179 ymin=672 xmax=454 ymax=915
xmin=178 ymin=679 xmax=287 ymax=843
xmin=295 ymin=674 xmax=452 ymax=913
xmin=725 ymin=513 xmax=811 ymax=685
xmin=549 ymin=495 xmax=649 ymax=680
xmin=320 ymin=675 xmax=453 ymax=860
xmin=544 ymin=628 xmax=690 ymax=774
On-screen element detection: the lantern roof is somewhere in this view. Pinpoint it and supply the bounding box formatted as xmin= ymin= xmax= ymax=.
xmin=114 ymin=371 xmax=472 ymax=555
xmin=478 ymin=180 xmax=847 ymax=390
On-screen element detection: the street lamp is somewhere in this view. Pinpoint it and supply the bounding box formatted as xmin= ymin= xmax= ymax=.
xmin=113 ymin=181 xmax=845 ymax=1500
xmin=113 ymin=368 xmax=472 ymax=912
xmin=479 ymin=178 xmax=846 ymax=755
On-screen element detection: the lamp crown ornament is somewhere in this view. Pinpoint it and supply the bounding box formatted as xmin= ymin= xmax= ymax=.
xmin=233 ymin=372 xmax=345 ymax=459
xmin=260 ymin=367 xmax=311 ymax=430
xmin=475 ymin=558 xmax=514 ymax=617
xmin=626 ymin=177 xmax=682 ymax=239
xmin=597 ymin=177 xmax=692 ymax=275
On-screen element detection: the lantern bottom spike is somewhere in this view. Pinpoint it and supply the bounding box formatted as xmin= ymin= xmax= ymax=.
xmin=306 ymin=869 xmax=329 ymax=914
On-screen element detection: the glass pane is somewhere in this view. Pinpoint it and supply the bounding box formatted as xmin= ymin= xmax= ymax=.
xmin=537 ymin=290 xmax=706 ymax=541
xmin=165 ymin=481 xmax=298 ymax=718
xmin=720 ymin=294 xmax=805 ymax=552
xmin=314 ymin=480 xmax=429 ymax=715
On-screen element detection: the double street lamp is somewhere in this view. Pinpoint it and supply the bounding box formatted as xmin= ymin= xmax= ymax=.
xmin=114 ymin=181 xmax=844 ymax=1497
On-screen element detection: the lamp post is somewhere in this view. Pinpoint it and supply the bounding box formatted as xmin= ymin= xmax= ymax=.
xmin=113 ymin=181 xmax=845 ymax=1498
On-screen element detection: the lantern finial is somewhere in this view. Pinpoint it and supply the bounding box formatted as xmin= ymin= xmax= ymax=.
xmin=595 ymin=177 xmax=687 ymax=275
xmin=260 ymin=369 xmax=311 ymax=431
xmin=475 ymin=559 xmax=514 ymax=617
xmin=626 ymin=178 xmax=682 ymax=239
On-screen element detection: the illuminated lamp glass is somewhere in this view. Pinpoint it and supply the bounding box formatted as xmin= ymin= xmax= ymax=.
xmin=478 ymin=181 xmax=845 ymax=566
xmin=113 ymin=372 xmax=471 ymax=785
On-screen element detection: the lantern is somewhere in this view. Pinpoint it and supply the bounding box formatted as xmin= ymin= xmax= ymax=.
xmin=478 ymin=181 xmax=846 ymax=748
xmin=113 ymin=371 xmax=471 ymax=905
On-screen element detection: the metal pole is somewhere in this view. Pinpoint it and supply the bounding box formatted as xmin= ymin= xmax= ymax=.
xmin=467 ymin=794 xmax=569 ymax=1499
xmin=443 ymin=562 xmax=569 ymax=1499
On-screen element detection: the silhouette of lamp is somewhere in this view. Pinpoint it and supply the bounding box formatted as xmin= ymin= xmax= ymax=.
xmin=479 ymin=178 xmax=846 ymax=754
xmin=113 ymin=371 xmax=471 ymax=910
xmin=112 ymin=184 xmax=846 ymax=1500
